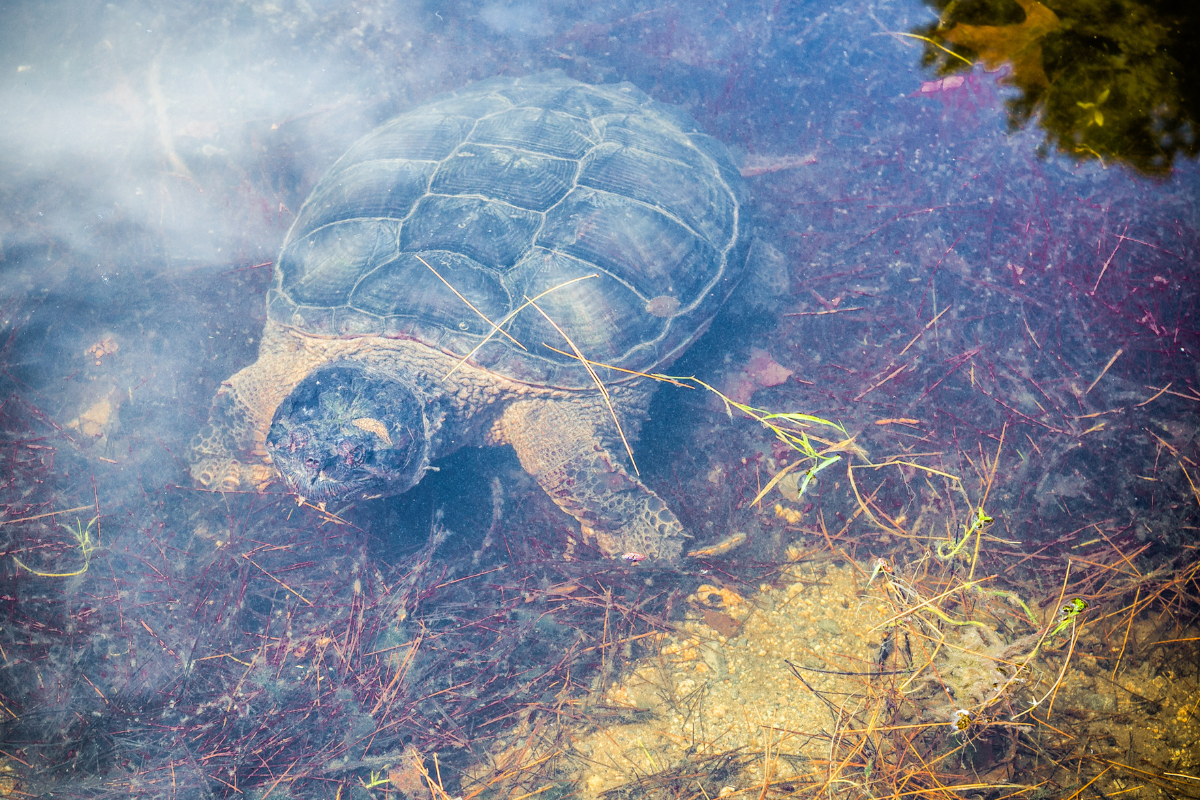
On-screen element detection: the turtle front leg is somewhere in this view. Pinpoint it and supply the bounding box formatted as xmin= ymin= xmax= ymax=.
xmin=190 ymin=322 xmax=329 ymax=493
xmin=499 ymin=400 xmax=686 ymax=562
xmin=189 ymin=373 xmax=277 ymax=493
xmin=190 ymin=383 xmax=273 ymax=491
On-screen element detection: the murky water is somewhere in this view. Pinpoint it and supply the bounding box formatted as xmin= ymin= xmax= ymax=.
xmin=2 ymin=1 xmax=1197 ymax=798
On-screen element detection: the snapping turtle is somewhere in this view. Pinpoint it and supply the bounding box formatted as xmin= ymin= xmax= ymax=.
xmin=190 ymin=71 xmax=747 ymax=561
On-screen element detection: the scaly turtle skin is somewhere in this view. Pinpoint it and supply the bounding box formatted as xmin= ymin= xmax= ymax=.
xmin=190 ymin=71 xmax=747 ymax=561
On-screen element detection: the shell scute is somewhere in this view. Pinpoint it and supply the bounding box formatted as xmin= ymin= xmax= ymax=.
xmin=429 ymin=145 xmax=577 ymax=212
xmin=479 ymin=72 xmax=647 ymax=118
xmin=579 ymin=142 xmax=734 ymax=247
xmin=342 ymin=113 xmax=476 ymax=163
xmin=535 ymin=187 xmax=717 ymax=302
xmin=279 ymin=220 xmax=398 ymax=307
xmin=686 ymin=132 xmax=746 ymax=204
xmin=349 ymin=251 xmax=511 ymax=337
xmin=503 ymin=249 xmax=665 ymax=367
xmin=399 ymin=195 xmax=541 ymax=270
xmin=519 ymin=84 xmax=639 ymax=119
xmin=331 ymin=306 xmax=384 ymax=337
xmin=471 ymin=108 xmax=597 ymax=160
xmin=289 ymin=304 xmax=334 ymax=333
xmin=596 ymin=115 xmax=709 ymax=169
xmin=293 ymin=160 xmax=435 ymax=233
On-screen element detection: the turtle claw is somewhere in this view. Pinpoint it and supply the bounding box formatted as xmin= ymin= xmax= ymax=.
xmin=190 ymin=455 xmax=275 ymax=494
xmin=189 ymin=455 xmax=243 ymax=492
xmin=565 ymin=452 xmax=686 ymax=563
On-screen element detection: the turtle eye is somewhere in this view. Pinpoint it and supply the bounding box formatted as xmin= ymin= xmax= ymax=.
xmin=286 ymin=430 xmax=308 ymax=454
xmin=337 ymin=440 xmax=365 ymax=468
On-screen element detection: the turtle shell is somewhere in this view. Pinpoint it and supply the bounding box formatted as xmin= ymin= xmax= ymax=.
xmin=267 ymin=71 xmax=748 ymax=390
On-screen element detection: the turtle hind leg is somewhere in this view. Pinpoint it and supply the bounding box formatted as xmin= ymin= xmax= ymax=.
xmin=500 ymin=400 xmax=686 ymax=562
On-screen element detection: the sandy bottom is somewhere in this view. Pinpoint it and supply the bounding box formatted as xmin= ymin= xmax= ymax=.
xmin=569 ymin=558 xmax=888 ymax=796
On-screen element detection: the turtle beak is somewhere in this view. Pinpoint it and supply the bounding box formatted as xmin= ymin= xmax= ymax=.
xmin=267 ymin=423 xmax=387 ymax=500
xmin=267 ymin=441 xmax=349 ymax=502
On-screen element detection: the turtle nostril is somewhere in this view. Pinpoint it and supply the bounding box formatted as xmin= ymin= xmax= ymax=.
xmin=303 ymin=457 xmax=320 ymax=472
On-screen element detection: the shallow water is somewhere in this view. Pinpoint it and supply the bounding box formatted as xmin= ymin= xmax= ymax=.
xmin=2 ymin=0 xmax=1198 ymax=797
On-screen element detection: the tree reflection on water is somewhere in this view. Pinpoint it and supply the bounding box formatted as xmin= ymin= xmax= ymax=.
xmin=913 ymin=0 xmax=1199 ymax=176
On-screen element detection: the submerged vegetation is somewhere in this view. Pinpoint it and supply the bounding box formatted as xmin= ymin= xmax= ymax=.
xmin=10 ymin=514 xmax=99 ymax=578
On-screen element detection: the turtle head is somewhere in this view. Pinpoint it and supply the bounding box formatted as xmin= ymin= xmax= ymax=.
xmin=266 ymin=364 xmax=430 ymax=502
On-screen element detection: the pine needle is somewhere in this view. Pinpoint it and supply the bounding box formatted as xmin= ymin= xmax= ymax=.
xmin=441 ymin=274 xmax=599 ymax=380
xmin=526 ymin=298 xmax=639 ymax=475
xmin=415 ymin=254 xmax=524 ymax=350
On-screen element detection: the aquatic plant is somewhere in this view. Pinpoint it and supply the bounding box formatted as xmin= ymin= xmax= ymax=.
xmin=11 ymin=514 xmax=98 ymax=578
